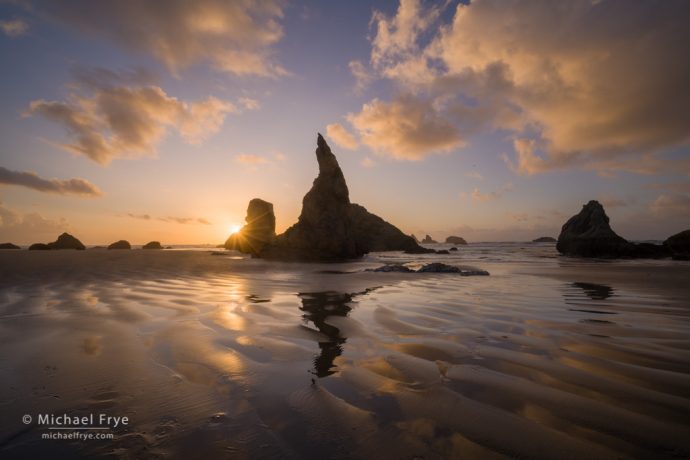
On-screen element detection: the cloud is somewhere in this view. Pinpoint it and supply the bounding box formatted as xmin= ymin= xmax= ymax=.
xmin=360 ymin=157 xmax=375 ymax=168
xmin=464 ymin=171 xmax=483 ymax=180
xmin=349 ymin=60 xmax=373 ymax=93
xmin=326 ymin=123 xmax=359 ymax=150
xmin=0 ymin=202 xmax=69 ymax=243
xmin=0 ymin=18 xmax=28 ymax=37
xmin=599 ymin=195 xmax=628 ymax=208
xmin=25 ymin=71 xmax=236 ymax=164
xmin=0 ymin=166 xmax=102 ymax=197
xmin=35 ymin=0 xmax=287 ymax=77
xmin=650 ymin=194 xmax=690 ymax=217
xmin=127 ymin=213 xmax=151 ymax=220
xmin=127 ymin=213 xmax=211 ymax=225
xmin=469 ymin=183 xmax=513 ymax=202
xmin=354 ymin=0 xmax=690 ymax=173
xmin=347 ymin=95 xmax=463 ymax=160
xmin=238 ymin=97 xmax=260 ymax=111
xmin=234 ymin=154 xmax=269 ymax=165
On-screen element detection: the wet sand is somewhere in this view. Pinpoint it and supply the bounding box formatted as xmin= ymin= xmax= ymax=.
xmin=0 ymin=248 xmax=689 ymax=459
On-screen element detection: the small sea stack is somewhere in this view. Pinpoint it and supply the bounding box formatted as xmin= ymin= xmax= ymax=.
xmin=108 ymin=240 xmax=131 ymax=250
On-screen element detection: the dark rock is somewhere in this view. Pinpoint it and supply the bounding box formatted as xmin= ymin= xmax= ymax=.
xmin=0 ymin=242 xmax=20 ymax=249
xmin=421 ymin=234 xmax=438 ymax=244
xmin=460 ymin=269 xmax=490 ymax=276
xmin=664 ymin=230 xmax=690 ymax=260
xmin=238 ymin=134 xmax=429 ymax=261
xmin=404 ymin=245 xmax=437 ymax=254
xmin=225 ymin=198 xmax=276 ymax=256
xmin=29 ymin=243 xmax=51 ymax=250
xmin=411 ymin=234 xmax=420 ymax=243
xmin=107 ymin=240 xmax=131 ymax=250
xmin=449 ymin=247 xmax=458 ymax=251
xmin=557 ymin=201 xmax=671 ymax=258
xmin=366 ymin=264 xmax=414 ymax=273
xmin=142 ymin=241 xmax=163 ymax=250
xmin=48 ymin=232 xmax=85 ymax=250
xmin=435 ymin=250 xmax=450 ymax=254
xmin=533 ymin=236 xmax=557 ymax=243
xmin=347 ymin=203 xmax=421 ymax=253
xmin=445 ymin=236 xmax=467 ymax=245
xmin=417 ymin=263 xmax=460 ymax=273
xmin=90 ymin=246 xmax=106 ymax=249
xmin=557 ymin=201 xmax=635 ymax=258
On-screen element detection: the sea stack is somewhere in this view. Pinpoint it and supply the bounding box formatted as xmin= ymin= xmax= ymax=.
xmin=108 ymin=240 xmax=131 ymax=250
xmin=556 ymin=200 xmax=670 ymax=258
xmin=445 ymin=236 xmax=467 ymax=245
xmin=227 ymin=134 xmax=426 ymax=260
xmin=142 ymin=241 xmax=163 ymax=250
xmin=225 ymin=199 xmax=276 ymax=256
xmin=48 ymin=233 xmax=85 ymax=250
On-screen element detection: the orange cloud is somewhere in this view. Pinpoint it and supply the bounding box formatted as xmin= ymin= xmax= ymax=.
xmin=36 ymin=0 xmax=287 ymax=77
xmin=25 ymin=72 xmax=236 ymax=165
xmin=326 ymin=123 xmax=359 ymax=150
xmin=347 ymin=95 xmax=463 ymax=160
xmin=355 ymin=0 xmax=690 ymax=173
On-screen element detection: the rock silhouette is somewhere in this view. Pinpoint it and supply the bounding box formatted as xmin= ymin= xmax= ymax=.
xmin=29 ymin=243 xmax=51 ymax=250
xmin=224 ymin=198 xmax=276 ymax=256
xmin=664 ymin=230 xmax=690 ymax=260
xmin=0 ymin=243 xmax=20 ymax=249
xmin=142 ymin=241 xmax=163 ymax=250
xmin=557 ymin=201 xmax=669 ymax=258
xmin=108 ymin=240 xmax=131 ymax=250
xmin=47 ymin=233 xmax=85 ymax=250
xmin=421 ymin=234 xmax=438 ymax=244
xmin=533 ymin=236 xmax=556 ymax=243
xmin=445 ymin=236 xmax=467 ymax=245
xmin=230 ymin=134 xmax=426 ymax=260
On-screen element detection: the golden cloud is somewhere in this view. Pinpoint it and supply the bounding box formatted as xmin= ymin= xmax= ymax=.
xmin=25 ymin=73 xmax=236 ymax=165
xmin=353 ymin=0 xmax=690 ymax=172
xmin=347 ymin=95 xmax=463 ymax=160
xmin=326 ymin=123 xmax=359 ymax=150
xmin=37 ymin=0 xmax=287 ymax=77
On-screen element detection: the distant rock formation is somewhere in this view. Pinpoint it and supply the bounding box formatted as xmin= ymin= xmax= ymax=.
xmin=533 ymin=236 xmax=556 ymax=243
xmin=557 ymin=201 xmax=669 ymax=258
xmin=29 ymin=243 xmax=51 ymax=250
xmin=421 ymin=234 xmax=438 ymax=244
xmin=228 ymin=134 xmax=427 ymax=260
xmin=0 ymin=242 xmax=20 ymax=249
xmin=368 ymin=262 xmax=489 ymax=275
xmin=48 ymin=233 xmax=85 ymax=250
xmin=664 ymin=230 xmax=690 ymax=260
xmin=108 ymin=240 xmax=131 ymax=250
xmin=142 ymin=241 xmax=163 ymax=250
xmin=224 ymin=198 xmax=276 ymax=256
xmin=445 ymin=236 xmax=467 ymax=245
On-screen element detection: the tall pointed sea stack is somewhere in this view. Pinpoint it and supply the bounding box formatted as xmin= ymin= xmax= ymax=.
xmin=228 ymin=134 xmax=426 ymax=261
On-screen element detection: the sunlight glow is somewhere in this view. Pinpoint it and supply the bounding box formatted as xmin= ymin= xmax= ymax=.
xmin=229 ymin=224 xmax=242 ymax=235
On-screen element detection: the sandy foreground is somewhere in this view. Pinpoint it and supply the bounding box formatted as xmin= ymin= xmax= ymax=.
xmin=0 ymin=248 xmax=689 ymax=459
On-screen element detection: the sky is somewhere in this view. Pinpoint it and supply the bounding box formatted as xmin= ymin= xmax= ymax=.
xmin=1 ymin=0 xmax=689 ymax=245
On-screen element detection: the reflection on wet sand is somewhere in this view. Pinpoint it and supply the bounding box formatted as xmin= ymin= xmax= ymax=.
xmin=298 ymin=288 xmax=377 ymax=378
xmin=572 ymin=281 xmax=614 ymax=300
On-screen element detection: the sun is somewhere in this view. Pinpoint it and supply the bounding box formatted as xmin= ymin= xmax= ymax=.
xmin=228 ymin=224 xmax=242 ymax=235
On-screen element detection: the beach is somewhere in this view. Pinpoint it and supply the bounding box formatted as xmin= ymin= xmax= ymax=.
xmin=1 ymin=245 xmax=689 ymax=459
